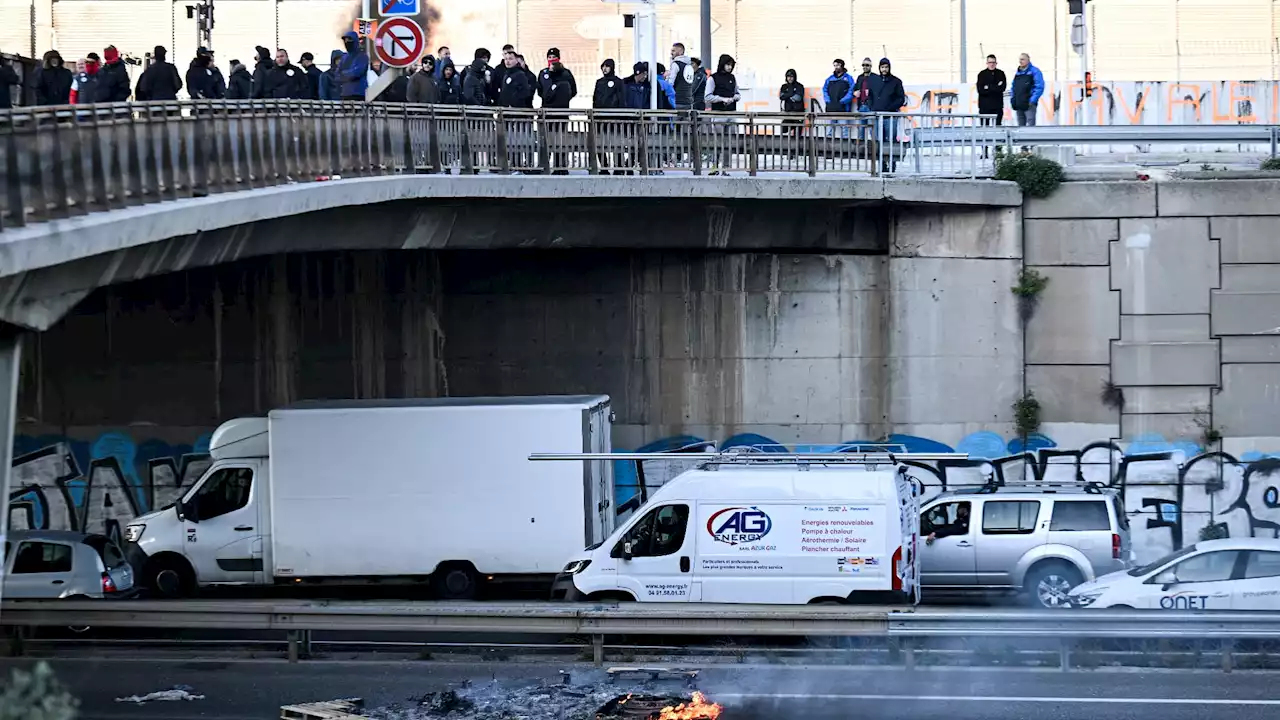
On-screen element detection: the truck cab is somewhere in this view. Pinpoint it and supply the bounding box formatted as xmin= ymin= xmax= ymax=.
xmin=125 ymin=418 xmax=269 ymax=596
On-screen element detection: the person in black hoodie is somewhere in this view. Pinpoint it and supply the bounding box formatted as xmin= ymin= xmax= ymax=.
xmin=704 ymin=54 xmax=740 ymax=174
xmin=96 ymin=46 xmax=132 ymax=102
xmin=35 ymin=50 xmax=73 ymax=105
xmin=592 ymin=59 xmax=626 ymax=173
xmin=135 ymin=45 xmax=182 ymax=101
xmin=436 ymin=59 xmax=460 ymax=104
xmin=225 ymin=59 xmax=252 ymax=99
xmin=538 ymin=47 xmax=576 ymax=109
xmin=0 ymin=56 xmax=18 ymax=110
xmin=298 ymin=52 xmax=321 ymax=100
xmin=186 ymin=48 xmax=223 ymax=99
xmin=485 ymin=44 xmax=514 ymax=103
xmin=250 ymin=46 xmax=273 ymax=98
xmin=778 ymin=68 xmax=805 ymax=150
xmin=497 ymin=51 xmax=531 ymax=107
xmin=867 ymin=57 xmax=906 ymax=172
xmin=462 ymin=48 xmax=491 ymax=106
xmin=259 ymin=48 xmax=309 ymax=99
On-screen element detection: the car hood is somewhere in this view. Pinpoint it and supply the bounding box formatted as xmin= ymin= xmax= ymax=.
xmin=128 ymin=507 xmax=170 ymax=525
xmin=1070 ymin=569 xmax=1128 ymax=594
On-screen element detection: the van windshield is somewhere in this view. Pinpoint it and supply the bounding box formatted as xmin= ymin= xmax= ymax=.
xmin=1128 ymin=544 xmax=1197 ymax=577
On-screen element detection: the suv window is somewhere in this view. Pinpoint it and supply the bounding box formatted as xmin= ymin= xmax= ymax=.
xmin=1244 ymin=551 xmax=1280 ymax=579
xmin=11 ymin=541 xmax=73 ymax=574
xmin=922 ymin=502 xmax=971 ymax=537
xmin=189 ymin=467 xmax=253 ymax=521
xmin=981 ymin=500 xmax=1040 ymax=535
xmin=612 ymin=504 xmax=690 ymax=558
xmin=1050 ymin=501 xmax=1110 ymax=531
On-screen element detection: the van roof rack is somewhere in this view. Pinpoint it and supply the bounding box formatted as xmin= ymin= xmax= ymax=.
xmin=530 ymin=451 xmax=968 ymax=466
xmin=971 ymin=480 xmax=1110 ymax=495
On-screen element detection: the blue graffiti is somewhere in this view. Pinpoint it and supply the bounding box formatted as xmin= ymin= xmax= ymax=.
xmin=8 ymin=432 xmax=213 ymax=535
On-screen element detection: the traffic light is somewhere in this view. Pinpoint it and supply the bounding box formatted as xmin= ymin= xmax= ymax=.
xmin=1084 ymin=71 xmax=1093 ymax=97
xmin=1068 ymin=0 xmax=1089 ymax=14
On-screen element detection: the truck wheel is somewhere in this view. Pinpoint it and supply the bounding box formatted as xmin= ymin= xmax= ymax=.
xmin=1026 ymin=562 xmax=1082 ymax=609
xmin=432 ymin=564 xmax=478 ymax=601
xmin=147 ymin=557 xmax=196 ymax=598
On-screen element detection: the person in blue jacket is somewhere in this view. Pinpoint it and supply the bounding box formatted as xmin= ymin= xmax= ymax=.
xmin=337 ymin=31 xmax=369 ymax=101
xmin=821 ymin=59 xmax=855 ymax=138
xmin=319 ymin=49 xmax=344 ymax=100
xmin=1011 ymin=53 xmax=1044 ymax=126
xmin=624 ymin=62 xmax=674 ymax=109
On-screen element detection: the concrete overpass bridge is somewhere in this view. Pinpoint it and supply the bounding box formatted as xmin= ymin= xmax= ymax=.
xmin=4 ymin=100 xmax=1280 ymax=553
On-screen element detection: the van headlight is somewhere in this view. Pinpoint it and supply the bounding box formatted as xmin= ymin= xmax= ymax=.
xmin=124 ymin=524 xmax=145 ymax=543
xmin=562 ymin=560 xmax=592 ymax=575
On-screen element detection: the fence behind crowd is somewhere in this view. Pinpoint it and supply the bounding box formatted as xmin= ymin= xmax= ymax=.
xmin=0 ymin=100 xmax=996 ymax=230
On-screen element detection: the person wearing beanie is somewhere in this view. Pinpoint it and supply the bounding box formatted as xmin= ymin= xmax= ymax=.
xmin=867 ymin=57 xmax=906 ymax=172
xmin=134 ymin=44 xmax=182 ymax=101
xmin=187 ymin=46 xmax=225 ymax=99
xmin=538 ymin=47 xmax=576 ymax=109
xmin=407 ymin=54 xmax=439 ymax=104
xmin=97 ymin=45 xmax=132 ymax=102
xmin=250 ymin=45 xmax=273 ymax=98
xmin=463 ymin=48 xmax=493 ymax=106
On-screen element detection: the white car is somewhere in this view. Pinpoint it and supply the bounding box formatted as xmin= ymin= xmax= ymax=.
xmin=1068 ymin=537 xmax=1280 ymax=610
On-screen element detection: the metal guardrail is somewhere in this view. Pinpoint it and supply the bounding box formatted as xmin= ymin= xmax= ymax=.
xmin=4 ymin=600 xmax=1280 ymax=669
xmin=914 ymin=123 xmax=1280 ymax=156
xmin=0 ymin=100 xmax=992 ymax=231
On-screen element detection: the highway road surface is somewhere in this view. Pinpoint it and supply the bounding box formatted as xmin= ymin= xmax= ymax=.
xmin=3 ymin=658 xmax=1279 ymax=720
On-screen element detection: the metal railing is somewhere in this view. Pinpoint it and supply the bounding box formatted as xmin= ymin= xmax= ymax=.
xmin=0 ymin=101 xmax=993 ymax=231
xmin=913 ymin=123 xmax=1280 ymax=157
xmin=4 ymin=600 xmax=1279 ymax=669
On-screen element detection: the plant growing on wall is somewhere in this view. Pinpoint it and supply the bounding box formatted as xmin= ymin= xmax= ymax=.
xmin=1261 ymin=157 xmax=1280 ymax=171
xmin=0 ymin=662 xmax=79 ymax=720
xmin=1100 ymin=380 xmax=1126 ymax=411
xmin=1013 ymin=393 xmax=1042 ymax=438
xmin=1199 ymin=523 xmax=1229 ymax=542
xmin=1011 ymin=268 xmax=1050 ymax=323
xmin=1193 ymin=409 xmax=1223 ymax=447
xmin=995 ymin=151 xmax=1066 ymax=198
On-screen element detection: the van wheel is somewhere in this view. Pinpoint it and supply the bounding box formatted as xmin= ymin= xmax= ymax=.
xmin=432 ymin=563 xmax=479 ymax=601
xmin=1026 ymin=563 xmax=1082 ymax=609
xmin=146 ymin=556 xmax=196 ymax=598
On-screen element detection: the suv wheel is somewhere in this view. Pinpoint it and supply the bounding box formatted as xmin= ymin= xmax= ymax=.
xmin=1026 ymin=563 xmax=1082 ymax=609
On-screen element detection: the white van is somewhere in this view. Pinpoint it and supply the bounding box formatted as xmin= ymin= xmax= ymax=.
xmin=540 ymin=451 xmax=961 ymax=605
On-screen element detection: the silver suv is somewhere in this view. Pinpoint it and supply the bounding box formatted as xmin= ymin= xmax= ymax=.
xmin=918 ymin=484 xmax=1132 ymax=608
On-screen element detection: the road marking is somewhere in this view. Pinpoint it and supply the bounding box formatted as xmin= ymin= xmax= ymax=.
xmin=719 ymin=693 xmax=1280 ymax=706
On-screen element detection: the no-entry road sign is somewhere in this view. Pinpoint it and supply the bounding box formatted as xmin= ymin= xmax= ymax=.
xmin=374 ymin=16 xmax=425 ymax=68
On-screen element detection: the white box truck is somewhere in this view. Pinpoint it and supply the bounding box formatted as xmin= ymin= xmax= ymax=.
xmin=542 ymin=450 xmax=963 ymax=605
xmin=124 ymin=396 xmax=614 ymax=599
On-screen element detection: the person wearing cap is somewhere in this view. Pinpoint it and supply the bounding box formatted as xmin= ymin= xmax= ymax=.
xmin=299 ymin=52 xmax=321 ymax=100
xmin=187 ymin=47 xmax=224 ymax=99
xmin=538 ymin=48 xmax=576 ymax=109
xmin=135 ymin=45 xmax=182 ymax=101
xmin=852 ymin=57 xmax=881 ymax=139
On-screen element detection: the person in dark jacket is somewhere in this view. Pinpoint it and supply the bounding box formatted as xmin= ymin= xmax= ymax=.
xmin=704 ymin=54 xmax=740 ymax=173
xmin=317 ymin=49 xmax=343 ymax=100
xmin=380 ymin=64 xmax=409 ymax=103
xmin=250 ymin=46 xmax=273 ymax=98
xmin=592 ymin=58 xmax=626 ymax=173
xmin=96 ymin=45 xmax=132 ymax=102
xmin=515 ymin=54 xmax=537 ymax=107
xmin=202 ymin=48 xmax=228 ymax=97
xmin=407 ymin=55 xmax=438 ymax=104
xmin=337 ymin=31 xmax=368 ymax=100
xmin=0 ymin=55 xmax=18 ymax=110
xmin=778 ymin=69 xmax=804 ymax=149
xmin=71 ymin=55 xmax=101 ymax=105
xmin=852 ymin=58 xmax=880 ymax=139
xmin=433 ymin=46 xmax=450 ymax=79
xmin=497 ymin=52 xmax=532 ymax=108
xmin=976 ymin=54 xmax=1006 ymax=124
xmin=299 ymin=52 xmax=321 ymax=99
xmin=259 ymin=49 xmax=309 ymax=99
xmin=462 ymin=49 xmax=492 ymax=106
xmin=1011 ymin=53 xmax=1044 ymax=126
xmin=624 ymin=61 xmax=673 ymax=109
xmin=436 ymin=60 xmax=460 ymax=103
xmin=135 ymin=45 xmax=182 ymax=101
xmin=186 ymin=48 xmax=223 ymax=99
xmin=690 ymin=57 xmax=706 ymax=111
xmin=867 ymin=57 xmax=906 ymax=172
xmin=225 ymin=59 xmax=252 ymax=99
xmin=35 ymin=50 xmax=73 ymax=105
xmin=538 ymin=49 xmax=575 ymax=109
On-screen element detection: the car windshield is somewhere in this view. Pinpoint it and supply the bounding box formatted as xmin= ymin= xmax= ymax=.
xmin=1128 ymin=544 xmax=1198 ymax=576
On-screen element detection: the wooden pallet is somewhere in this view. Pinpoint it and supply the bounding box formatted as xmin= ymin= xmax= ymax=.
xmin=605 ymin=667 xmax=700 ymax=684
xmin=280 ymin=698 xmax=368 ymax=719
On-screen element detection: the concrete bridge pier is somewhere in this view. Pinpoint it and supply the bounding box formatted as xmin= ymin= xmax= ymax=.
xmin=0 ymin=323 xmax=23 ymax=603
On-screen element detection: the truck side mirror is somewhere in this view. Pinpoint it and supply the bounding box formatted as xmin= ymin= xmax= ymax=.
xmin=622 ymin=541 xmax=633 ymax=560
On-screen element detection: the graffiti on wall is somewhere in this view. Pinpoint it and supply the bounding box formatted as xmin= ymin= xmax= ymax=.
xmin=7 ymin=433 xmax=212 ymax=542
xmin=615 ymin=431 xmax=1280 ymax=564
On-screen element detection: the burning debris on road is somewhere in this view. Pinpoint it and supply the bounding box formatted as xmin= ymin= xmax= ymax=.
xmin=366 ymin=670 xmax=724 ymax=720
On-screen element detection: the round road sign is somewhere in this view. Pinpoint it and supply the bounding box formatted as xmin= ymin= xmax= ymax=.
xmin=374 ymin=16 xmax=425 ymax=68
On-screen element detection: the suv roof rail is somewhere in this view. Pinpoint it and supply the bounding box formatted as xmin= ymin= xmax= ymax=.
xmin=972 ymin=480 xmax=1110 ymax=495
